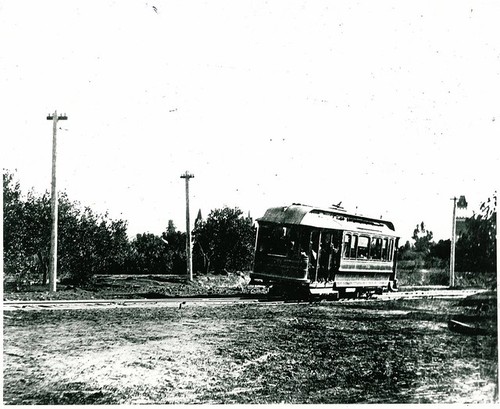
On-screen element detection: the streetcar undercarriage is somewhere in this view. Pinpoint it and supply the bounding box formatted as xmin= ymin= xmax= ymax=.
xmin=249 ymin=276 xmax=398 ymax=300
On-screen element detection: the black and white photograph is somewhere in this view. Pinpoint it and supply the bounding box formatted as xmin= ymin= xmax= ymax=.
xmin=1 ymin=0 xmax=498 ymax=404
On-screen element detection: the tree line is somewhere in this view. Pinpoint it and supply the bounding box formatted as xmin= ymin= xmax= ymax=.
xmin=397 ymin=193 xmax=497 ymax=274
xmin=3 ymin=170 xmax=254 ymax=288
xmin=3 ymin=169 xmax=496 ymax=289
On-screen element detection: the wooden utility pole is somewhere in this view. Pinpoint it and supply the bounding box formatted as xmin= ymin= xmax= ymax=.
xmin=46 ymin=111 xmax=68 ymax=292
xmin=180 ymin=171 xmax=194 ymax=281
xmin=450 ymin=196 xmax=457 ymax=288
xmin=450 ymin=195 xmax=468 ymax=288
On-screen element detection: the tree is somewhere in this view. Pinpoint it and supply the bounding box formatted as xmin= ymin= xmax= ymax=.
xmin=125 ymin=221 xmax=187 ymax=276
xmin=58 ymin=203 xmax=131 ymax=283
xmin=128 ymin=233 xmax=169 ymax=275
xmin=398 ymin=222 xmax=442 ymax=270
xmin=412 ymin=222 xmax=433 ymax=254
xmin=161 ymin=220 xmax=186 ymax=275
xmin=456 ymin=192 xmax=497 ymax=273
xmin=3 ymin=169 xmax=132 ymax=286
xmin=3 ymin=170 xmax=33 ymax=286
xmin=428 ymin=239 xmax=450 ymax=268
xmin=192 ymin=207 xmax=255 ymax=273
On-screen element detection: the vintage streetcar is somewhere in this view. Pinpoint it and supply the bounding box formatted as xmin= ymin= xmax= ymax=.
xmin=250 ymin=203 xmax=399 ymax=298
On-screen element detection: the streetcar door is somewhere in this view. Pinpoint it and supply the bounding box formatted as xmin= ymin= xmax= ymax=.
xmin=317 ymin=232 xmax=330 ymax=281
xmin=317 ymin=231 xmax=342 ymax=282
xmin=329 ymin=231 xmax=342 ymax=276
xmin=308 ymin=231 xmax=320 ymax=282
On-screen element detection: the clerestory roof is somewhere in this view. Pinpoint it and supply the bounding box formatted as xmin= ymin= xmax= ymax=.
xmin=257 ymin=204 xmax=398 ymax=237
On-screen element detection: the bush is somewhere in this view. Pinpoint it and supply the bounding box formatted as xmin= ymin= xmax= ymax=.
xmin=454 ymin=271 xmax=496 ymax=289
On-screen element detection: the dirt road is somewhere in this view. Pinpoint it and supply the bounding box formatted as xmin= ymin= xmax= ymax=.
xmin=3 ymin=297 xmax=497 ymax=404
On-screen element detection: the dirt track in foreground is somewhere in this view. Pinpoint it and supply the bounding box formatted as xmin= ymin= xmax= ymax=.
xmin=3 ymin=297 xmax=498 ymax=404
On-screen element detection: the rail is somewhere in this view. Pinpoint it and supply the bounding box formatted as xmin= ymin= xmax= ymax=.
xmin=2 ymin=288 xmax=488 ymax=311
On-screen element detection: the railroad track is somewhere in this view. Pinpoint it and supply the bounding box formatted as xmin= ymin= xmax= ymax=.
xmin=2 ymin=288 xmax=488 ymax=311
xmin=375 ymin=288 xmax=488 ymax=300
xmin=1 ymin=296 xmax=269 ymax=311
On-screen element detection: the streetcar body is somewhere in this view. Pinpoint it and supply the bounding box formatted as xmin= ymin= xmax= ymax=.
xmin=251 ymin=204 xmax=399 ymax=297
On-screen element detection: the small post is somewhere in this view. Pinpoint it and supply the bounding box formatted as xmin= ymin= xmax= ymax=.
xmin=180 ymin=171 xmax=194 ymax=281
xmin=46 ymin=111 xmax=68 ymax=293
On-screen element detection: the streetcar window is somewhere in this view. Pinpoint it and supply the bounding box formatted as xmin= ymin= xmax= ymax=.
xmin=388 ymin=239 xmax=394 ymax=261
xmin=257 ymin=224 xmax=300 ymax=257
xmin=381 ymin=238 xmax=388 ymax=260
xmin=343 ymin=234 xmax=351 ymax=258
xmin=257 ymin=226 xmax=272 ymax=253
xmin=299 ymin=229 xmax=310 ymax=256
xmin=357 ymin=236 xmax=369 ymax=259
xmin=370 ymin=237 xmax=382 ymax=260
xmin=351 ymin=235 xmax=358 ymax=258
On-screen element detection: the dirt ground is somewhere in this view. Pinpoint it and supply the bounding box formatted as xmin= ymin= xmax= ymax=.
xmin=3 ymin=273 xmax=266 ymax=301
xmin=3 ymin=294 xmax=498 ymax=404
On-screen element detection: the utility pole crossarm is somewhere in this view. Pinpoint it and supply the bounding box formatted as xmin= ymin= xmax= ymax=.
xmin=47 ymin=113 xmax=68 ymax=120
xmin=180 ymin=171 xmax=194 ymax=180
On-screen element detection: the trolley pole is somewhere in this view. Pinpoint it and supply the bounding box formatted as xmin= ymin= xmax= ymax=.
xmin=450 ymin=197 xmax=457 ymax=288
xmin=46 ymin=111 xmax=68 ymax=293
xmin=180 ymin=171 xmax=194 ymax=281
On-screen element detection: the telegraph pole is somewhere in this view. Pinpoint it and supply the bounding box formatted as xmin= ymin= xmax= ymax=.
xmin=450 ymin=195 xmax=468 ymax=288
xmin=47 ymin=111 xmax=68 ymax=292
xmin=180 ymin=171 xmax=194 ymax=281
xmin=450 ymin=197 xmax=457 ymax=288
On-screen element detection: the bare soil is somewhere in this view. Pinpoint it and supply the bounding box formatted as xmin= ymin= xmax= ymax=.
xmin=3 ymin=292 xmax=498 ymax=404
xmin=3 ymin=273 xmax=266 ymax=301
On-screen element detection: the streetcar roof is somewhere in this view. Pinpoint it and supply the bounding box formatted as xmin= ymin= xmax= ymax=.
xmin=257 ymin=204 xmax=398 ymax=237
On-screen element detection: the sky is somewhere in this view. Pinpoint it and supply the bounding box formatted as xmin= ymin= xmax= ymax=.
xmin=1 ymin=0 xmax=499 ymax=244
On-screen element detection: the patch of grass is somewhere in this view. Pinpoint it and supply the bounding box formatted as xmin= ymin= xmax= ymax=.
xmin=398 ymin=269 xmax=496 ymax=288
